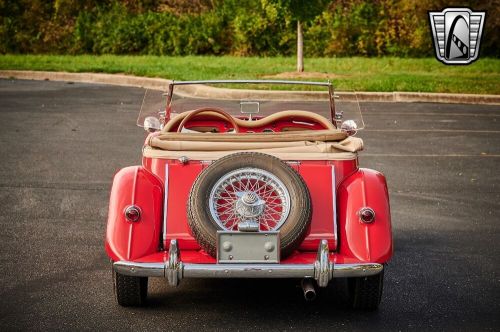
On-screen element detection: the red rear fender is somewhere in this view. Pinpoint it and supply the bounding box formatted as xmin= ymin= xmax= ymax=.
xmin=337 ymin=168 xmax=393 ymax=263
xmin=105 ymin=166 xmax=163 ymax=261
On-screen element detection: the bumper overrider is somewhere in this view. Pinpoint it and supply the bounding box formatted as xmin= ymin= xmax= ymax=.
xmin=113 ymin=239 xmax=383 ymax=287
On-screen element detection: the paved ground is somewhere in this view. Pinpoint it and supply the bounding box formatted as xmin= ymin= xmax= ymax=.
xmin=0 ymin=78 xmax=499 ymax=331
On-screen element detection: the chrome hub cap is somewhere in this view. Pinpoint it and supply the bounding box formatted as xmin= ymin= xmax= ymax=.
xmin=235 ymin=192 xmax=266 ymax=219
xmin=209 ymin=168 xmax=291 ymax=231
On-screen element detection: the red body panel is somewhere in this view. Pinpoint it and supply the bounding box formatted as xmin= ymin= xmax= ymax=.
xmin=142 ymin=157 xmax=359 ymax=253
xmin=105 ymin=166 xmax=163 ymax=261
xmin=337 ymin=168 xmax=393 ymax=263
xmin=106 ymin=161 xmax=392 ymax=265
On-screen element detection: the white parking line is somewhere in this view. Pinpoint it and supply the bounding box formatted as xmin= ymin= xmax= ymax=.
xmin=362 ymin=154 xmax=500 ymax=157
xmin=364 ymin=129 xmax=500 ymax=133
xmin=364 ymin=112 xmax=500 ymax=117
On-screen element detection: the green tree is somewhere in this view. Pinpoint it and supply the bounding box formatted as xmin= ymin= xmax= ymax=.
xmin=275 ymin=0 xmax=330 ymax=71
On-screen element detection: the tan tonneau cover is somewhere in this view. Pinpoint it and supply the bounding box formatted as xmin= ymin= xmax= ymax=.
xmin=152 ymin=129 xmax=347 ymax=143
xmin=145 ymin=129 xmax=363 ymax=161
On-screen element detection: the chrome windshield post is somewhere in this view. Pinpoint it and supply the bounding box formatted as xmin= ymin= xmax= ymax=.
xmin=164 ymin=81 xmax=174 ymax=123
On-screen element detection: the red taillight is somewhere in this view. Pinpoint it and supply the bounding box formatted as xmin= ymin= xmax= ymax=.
xmin=359 ymin=207 xmax=375 ymax=223
xmin=124 ymin=205 xmax=141 ymax=222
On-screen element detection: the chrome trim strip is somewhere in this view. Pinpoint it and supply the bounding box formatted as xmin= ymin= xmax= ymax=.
xmin=171 ymin=80 xmax=332 ymax=86
xmin=113 ymin=240 xmax=383 ymax=287
xmin=330 ymin=263 xmax=383 ymax=278
xmin=162 ymin=164 xmax=169 ymax=243
xmin=331 ymin=165 xmax=338 ymax=245
xmin=183 ymin=264 xmax=314 ymax=278
xmin=131 ymin=167 xmax=138 ymax=204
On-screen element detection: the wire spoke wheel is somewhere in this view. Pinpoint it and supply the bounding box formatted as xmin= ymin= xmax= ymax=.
xmin=188 ymin=152 xmax=312 ymax=258
xmin=209 ymin=168 xmax=291 ymax=231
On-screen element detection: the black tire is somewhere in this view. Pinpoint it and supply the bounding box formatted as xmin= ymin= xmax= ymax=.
xmin=324 ymin=277 xmax=352 ymax=306
xmin=188 ymin=152 xmax=312 ymax=258
xmin=348 ymin=269 xmax=384 ymax=310
xmin=113 ymin=270 xmax=148 ymax=307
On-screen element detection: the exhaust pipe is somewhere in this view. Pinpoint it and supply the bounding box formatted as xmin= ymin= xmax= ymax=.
xmin=301 ymin=278 xmax=317 ymax=301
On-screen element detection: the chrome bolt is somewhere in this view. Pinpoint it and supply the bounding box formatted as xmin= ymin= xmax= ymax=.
xmin=222 ymin=241 xmax=233 ymax=252
xmin=264 ymin=242 xmax=275 ymax=252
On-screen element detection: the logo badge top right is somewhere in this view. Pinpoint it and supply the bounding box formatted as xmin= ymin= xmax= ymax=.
xmin=429 ymin=8 xmax=486 ymax=65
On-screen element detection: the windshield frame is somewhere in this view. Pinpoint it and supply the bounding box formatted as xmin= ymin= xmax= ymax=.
xmin=165 ymin=80 xmax=337 ymax=125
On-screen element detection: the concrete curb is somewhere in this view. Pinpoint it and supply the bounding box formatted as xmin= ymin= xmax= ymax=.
xmin=0 ymin=70 xmax=170 ymax=90
xmin=1 ymin=70 xmax=499 ymax=105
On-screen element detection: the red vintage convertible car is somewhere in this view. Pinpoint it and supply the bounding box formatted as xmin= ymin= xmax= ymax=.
xmin=105 ymin=80 xmax=392 ymax=309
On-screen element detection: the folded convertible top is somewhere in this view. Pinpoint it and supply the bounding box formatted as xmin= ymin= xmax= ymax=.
xmin=150 ymin=129 xmax=347 ymax=143
xmin=145 ymin=130 xmax=362 ymax=161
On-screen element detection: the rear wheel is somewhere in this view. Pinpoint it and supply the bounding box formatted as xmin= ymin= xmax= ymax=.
xmin=348 ymin=269 xmax=384 ymax=310
xmin=113 ymin=270 xmax=148 ymax=307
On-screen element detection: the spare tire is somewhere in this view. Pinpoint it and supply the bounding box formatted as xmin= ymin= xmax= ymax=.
xmin=188 ymin=152 xmax=312 ymax=258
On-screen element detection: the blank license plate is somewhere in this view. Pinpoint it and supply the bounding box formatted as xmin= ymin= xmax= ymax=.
xmin=217 ymin=231 xmax=280 ymax=263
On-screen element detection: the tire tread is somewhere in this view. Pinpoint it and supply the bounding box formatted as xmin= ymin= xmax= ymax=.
xmin=350 ymin=270 xmax=384 ymax=310
xmin=114 ymin=271 xmax=148 ymax=307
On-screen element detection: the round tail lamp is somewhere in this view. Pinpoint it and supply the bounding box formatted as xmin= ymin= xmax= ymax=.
xmin=359 ymin=207 xmax=375 ymax=223
xmin=124 ymin=205 xmax=141 ymax=222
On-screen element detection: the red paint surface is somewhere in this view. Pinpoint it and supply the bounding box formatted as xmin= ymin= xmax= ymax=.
xmin=105 ymin=166 xmax=163 ymax=261
xmin=337 ymin=168 xmax=393 ymax=263
xmin=142 ymin=158 xmax=360 ymax=251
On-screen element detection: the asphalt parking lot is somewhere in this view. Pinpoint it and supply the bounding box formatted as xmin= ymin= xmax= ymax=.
xmin=0 ymin=78 xmax=499 ymax=331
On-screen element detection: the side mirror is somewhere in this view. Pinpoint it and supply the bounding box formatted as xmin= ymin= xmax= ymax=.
xmin=144 ymin=116 xmax=161 ymax=132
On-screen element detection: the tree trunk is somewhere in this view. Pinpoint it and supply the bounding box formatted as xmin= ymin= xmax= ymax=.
xmin=297 ymin=20 xmax=304 ymax=72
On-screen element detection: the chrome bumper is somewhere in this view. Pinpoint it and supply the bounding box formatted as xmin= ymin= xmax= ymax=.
xmin=113 ymin=239 xmax=383 ymax=287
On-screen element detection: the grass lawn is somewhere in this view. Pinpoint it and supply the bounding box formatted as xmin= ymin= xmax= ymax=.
xmin=0 ymin=55 xmax=499 ymax=94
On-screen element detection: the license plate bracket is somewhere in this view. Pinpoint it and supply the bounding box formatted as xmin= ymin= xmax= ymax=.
xmin=217 ymin=231 xmax=280 ymax=263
